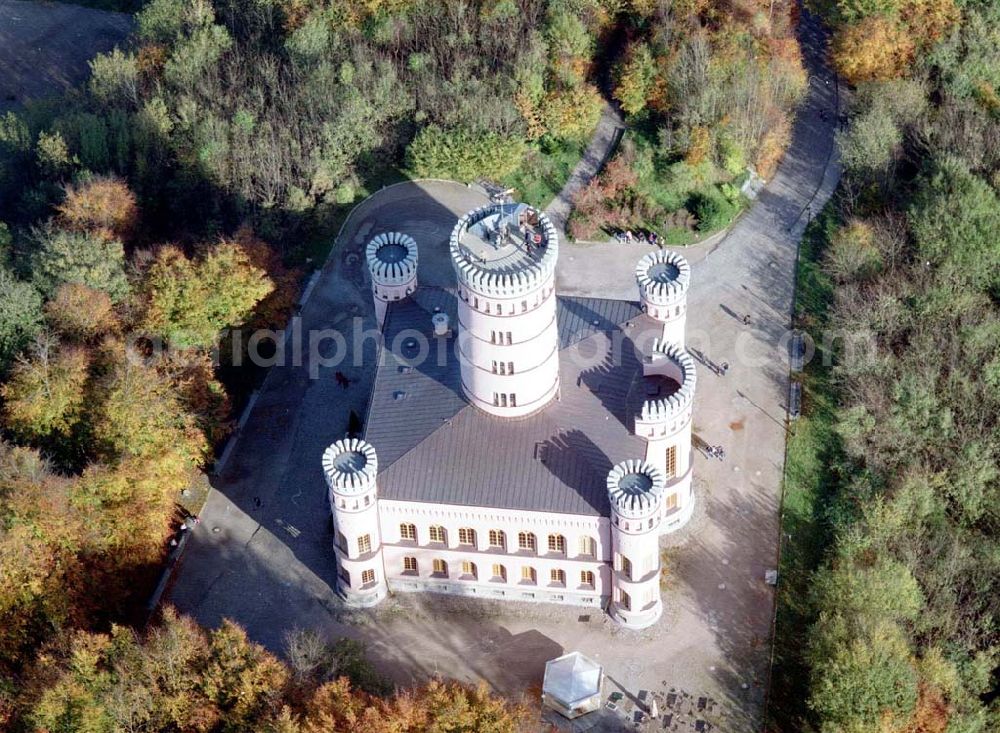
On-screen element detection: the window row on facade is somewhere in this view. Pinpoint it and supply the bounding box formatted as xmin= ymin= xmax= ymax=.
xmin=397 ymin=525 xmax=596 ymax=557
xmin=459 ymin=287 xmax=553 ymax=316
xmin=399 ymin=556 xmax=596 ymax=589
xmin=491 ymin=360 xmax=515 ymax=375
xmin=492 ymin=392 xmax=517 ymax=407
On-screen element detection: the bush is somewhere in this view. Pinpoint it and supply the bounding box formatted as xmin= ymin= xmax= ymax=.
xmin=406 ymin=125 xmax=526 ymax=182
xmin=689 ymin=187 xmax=738 ymax=232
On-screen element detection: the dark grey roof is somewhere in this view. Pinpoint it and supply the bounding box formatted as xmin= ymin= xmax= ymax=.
xmin=363 ymin=288 xmax=660 ymax=516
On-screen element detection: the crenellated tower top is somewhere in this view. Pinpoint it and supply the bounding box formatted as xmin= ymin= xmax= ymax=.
xmin=607 ymin=459 xmax=667 ymax=519
xmin=450 ymin=203 xmax=558 ymax=298
xmin=322 ymin=438 xmax=378 ymax=495
xmin=637 ymin=339 xmax=697 ymax=425
xmin=366 ymin=232 xmax=418 ymax=287
xmin=636 ymin=249 xmax=690 ymax=307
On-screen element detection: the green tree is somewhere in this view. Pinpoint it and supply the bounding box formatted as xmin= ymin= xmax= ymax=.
xmin=0 ymin=269 xmax=43 ymax=370
xmin=29 ymin=224 xmax=128 ymax=302
xmin=614 ymin=43 xmax=657 ymax=116
xmin=909 ymin=157 xmax=1000 ymax=295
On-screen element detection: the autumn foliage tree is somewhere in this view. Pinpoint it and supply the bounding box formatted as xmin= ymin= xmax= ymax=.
xmin=56 ymin=174 xmax=139 ymax=242
xmin=17 ymin=609 xmax=530 ymax=733
xmin=140 ymin=241 xmax=274 ymax=349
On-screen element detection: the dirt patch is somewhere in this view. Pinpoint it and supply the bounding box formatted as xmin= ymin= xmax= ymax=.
xmin=729 ymin=419 xmax=745 ymax=431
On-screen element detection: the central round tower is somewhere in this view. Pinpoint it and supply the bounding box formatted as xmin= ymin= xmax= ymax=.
xmin=451 ymin=203 xmax=559 ymax=418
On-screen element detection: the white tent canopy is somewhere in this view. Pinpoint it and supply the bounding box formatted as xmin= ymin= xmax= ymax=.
xmin=542 ymin=652 xmax=604 ymax=718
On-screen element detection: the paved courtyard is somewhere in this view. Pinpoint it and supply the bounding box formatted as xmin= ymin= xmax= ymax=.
xmin=168 ymin=12 xmax=841 ymax=733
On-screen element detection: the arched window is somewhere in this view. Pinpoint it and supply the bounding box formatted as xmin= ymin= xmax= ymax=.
xmin=550 ymin=569 xmax=566 ymax=586
xmin=460 ymin=561 xmax=477 ymax=579
xmin=578 ymin=536 xmax=595 ymax=557
xmin=399 ymin=523 xmax=416 ymax=541
xmin=520 ymin=566 xmax=537 ymax=584
xmin=403 ymin=556 xmax=418 ymax=573
xmin=488 ymin=529 xmax=506 ymax=549
xmin=432 ymin=559 xmax=448 ymax=576
xmin=518 ymin=532 xmax=536 ymax=553
xmin=428 ymin=525 xmax=446 ymax=544
xmin=458 ymin=528 xmax=476 ymax=546
xmin=580 ymin=570 xmax=595 ymax=588
xmin=491 ymin=564 xmax=507 ymax=582
xmin=547 ymin=534 xmax=566 ymax=555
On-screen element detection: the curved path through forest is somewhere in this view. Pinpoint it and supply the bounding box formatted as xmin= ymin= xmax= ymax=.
xmin=164 ymin=9 xmax=841 ymax=732
xmin=543 ymin=101 xmax=625 ymax=233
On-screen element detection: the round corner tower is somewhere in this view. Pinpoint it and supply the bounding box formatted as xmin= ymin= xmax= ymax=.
xmin=323 ymin=438 xmax=387 ymax=607
xmin=607 ymin=459 xmax=666 ymax=629
xmin=636 ymin=249 xmax=690 ymax=345
xmin=451 ymin=203 xmax=559 ymax=418
xmin=632 ymin=339 xmax=697 ymax=532
xmin=366 ymin=232 xmax=418 ymax=326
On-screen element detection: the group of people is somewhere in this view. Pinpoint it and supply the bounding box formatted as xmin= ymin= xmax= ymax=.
xmin=614 ymin=229 xmax=659 ymax=246
xmin=707 ymin=445 xmax=726 ymax=461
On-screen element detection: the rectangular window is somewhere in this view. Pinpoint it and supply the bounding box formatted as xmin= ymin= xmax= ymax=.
xmin=336 ymin=532 xmax=348 ymax=553
xmin=500 ymin=394 xmax=508 ymax=407
xmin=619 ymin=589 xmax=631 ymax=610
xmin=458 ymin=528 xmax=476 ymax=546
xmin=505 ymin=332 xmax=512 ymax=345
xmin=666 ymin=492 xmax=678 ymax=510
xmin=358 ymin=534 xmax=372 ymax=554
xmin=338 ymin=566 xmax=350 ymax=586
xmin=665 ymin=445 xmax=677 ymax=478
xmin=361 ymin=569 xmax=375 ymax=585
xmin=488 ymin=530 xmax=505 ymax=549
xmin=620 ymin=555 xmax=632 ymax=580
xmin=428 ymin=526 xmax=446 ymax=543
xmin=510 ymin=394 xmax=516 ymax=407
xmin=521 ymin=300 xmax=527 ymax=312
xmin=492 ymin=564 xmax=507 ymax=582
xmin=492 ymin=360 xmax=498 ymax=374
xmin=432 ymin=559 xmax=448 ymax=576
xmin=550 ymin=569 xmax=565 ymax=586
xmin=508 ymin=361 xmax=514 ymax=374
xmin=490 ymin=330 xmax=496 ymax=344
xmin=499 ymin=361 xmax=506 ymax=375
xmin=399 ymin=523 xmax=416 ymax=541
xmin=521 ymin=566 xmax=536 ymax=584
xmin=403 ymin=556 xmax=418 ymax=572
xmin=493 ymin=392 xmax=499 ymax=406
xmin=578 ymin=536 xmax=595 ymax=557
xmin=580 ymin=570 xmax=595 ymax=587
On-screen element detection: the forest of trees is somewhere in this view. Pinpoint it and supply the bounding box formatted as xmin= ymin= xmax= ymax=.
xmin=570 ymin=0 xmax=806 ymax=240
xmin=0 ymin=1 xmax=731 ymax=728
xmin=771 ymin=1 xmax=1000 ymax=732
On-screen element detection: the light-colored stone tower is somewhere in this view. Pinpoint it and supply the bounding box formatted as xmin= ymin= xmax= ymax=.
xmin=366 ymin=232 xmax=418 ymax=326
xmin=607 ymin=459 xmax=666 ymax=629
xmin=451 ymin=203 xmax=559 ymax=418
xmin=636 ymin=250 xmax=690 ymax=346
xmin=633 ymin=339 xmax=697 ymax=531
xmin=323 ymin=438 xmax=387 ymax=607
